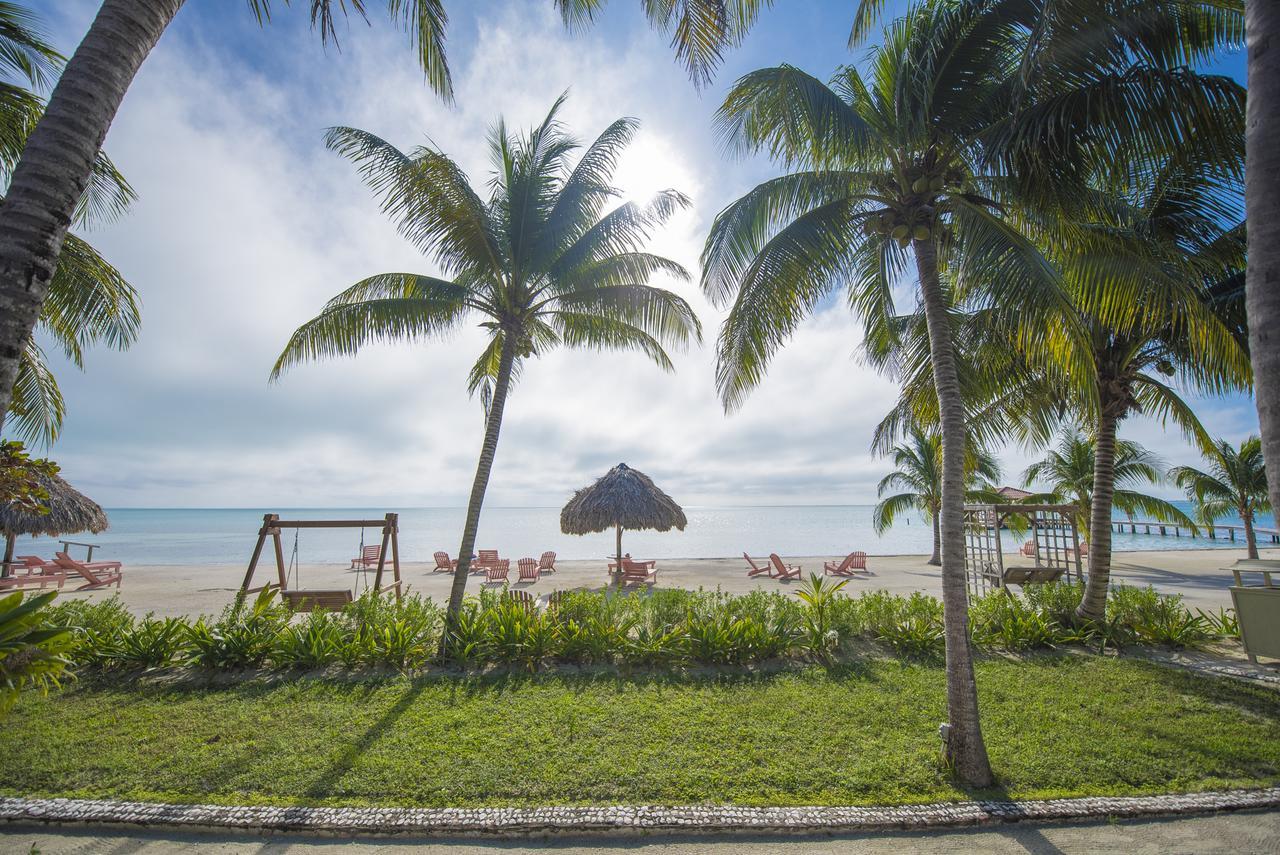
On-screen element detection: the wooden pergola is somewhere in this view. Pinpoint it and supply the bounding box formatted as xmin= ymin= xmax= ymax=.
xmin=963 ymin=503 xmax=1082 ymax=597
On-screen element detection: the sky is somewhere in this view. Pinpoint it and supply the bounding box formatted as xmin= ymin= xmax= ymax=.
xmin=14 ymin=0 xmax=1257 ymax=509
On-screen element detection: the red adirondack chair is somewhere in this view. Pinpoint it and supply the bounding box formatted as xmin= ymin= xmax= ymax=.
xmin=484 ymin=560 xmax=510 ymax=584
xmin=769 ymin=553 xmax=801 ymax=581
xmin=517 ymin=557 xmax=540 ymax=583
xmin=538 ymin=551 xmax=557 ymax=573
xmin=824 ymin=551 xmax=869 ymax=576
xmin=349 ymin=544 xmax=381 ymax=569
xmin=433 ymin=551 xmax=457 ymax=573
xmin=618 ymin=558 xmax=657 ymax=586
xmin=744 ymin=552 xmax=773 ymax=577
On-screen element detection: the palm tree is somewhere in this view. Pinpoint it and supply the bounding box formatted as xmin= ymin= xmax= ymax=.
xmin=0 ymin=4 xmax=140 ymax=446
xmin=272 ymin=96 xmax=701 ymax=634
xmin=699 ymin=4 xmax=1077 ymax=786
xmin=873 ymin=151 xmax=1250 ymax=625
xmin=874 ymin=427 xmax=1001 ymax=566
xmin=1023 ymin=432 xmax=1193 ymax=540
xmin=1246 ymin=3 xmax=1280 ymax=534
xmin=1171 ymin=437 xmax=1271 ymax=559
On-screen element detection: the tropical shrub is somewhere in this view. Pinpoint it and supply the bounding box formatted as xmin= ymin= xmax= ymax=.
xmin=0 ymin=591 xmax=73 ymax=715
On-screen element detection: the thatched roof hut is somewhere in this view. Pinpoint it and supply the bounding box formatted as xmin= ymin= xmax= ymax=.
xmin=1 ymin=471 xmax=108 ymax=574
xmin=560 ymin=463 xmax=686 ymax=569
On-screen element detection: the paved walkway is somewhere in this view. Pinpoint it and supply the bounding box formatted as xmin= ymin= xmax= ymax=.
xmin=4 ymin=809 xmax=1278 ymax=853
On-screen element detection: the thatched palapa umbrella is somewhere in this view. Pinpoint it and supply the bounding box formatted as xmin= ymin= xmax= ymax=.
xmin=560 ymin=463 xmax=687 ymax=571
xmin=0 ymin=471 xmax=108 ymax=577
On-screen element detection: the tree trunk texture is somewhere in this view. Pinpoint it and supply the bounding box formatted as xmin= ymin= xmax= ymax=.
xmin=0 ymin=0 xmax=184 ymax=427
xmin=1242 ymin=507 xmax=1259 ymax=559
xmin=1247 ymin=1 xmax=1280 ymax=523
xmin=1077 ymin=407 xmax=1119 ymax=622
xmin=913 ymin=237 xmax=993 ymax=788
xmin=929 ymin=511 xmax=942 ymax=566
xmin=444 ymin=334 xmax=519 ymax=639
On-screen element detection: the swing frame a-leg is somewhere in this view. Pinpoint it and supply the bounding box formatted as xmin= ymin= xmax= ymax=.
xmin=240 ymin=513 xmax=402 ymax=609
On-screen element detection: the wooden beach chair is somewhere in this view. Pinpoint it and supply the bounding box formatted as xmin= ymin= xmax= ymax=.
xmin=349 ymin=544 xmax=381 ymax=569
xmin=517 ymin=558 xmax=540 ymax=583
xmin=1020 ymin=540 xmax=1037 ymax=558
xmin=538 ymin=551 xmax=557 ymax=573
xmin=618 ymin=558 xmax=657 ymax=586
xmin=433 ymin=551 xmax=457 ymax=573
xmin=53 ymin=552 xmax=122 ymax=590
xmin=504 ymin=589 xmax=535 ymax=611
xmin=0 ymin=556 xmax=67 ymax=590
xmin=769 ymin=554 xmax=801 ymax=581
xmin=824 ymin=551 xmax=869 ymax=577
xmin=484 ymin=560 xmax=510 ymax=585
xmin=744 ymin=552 xmax=773 ymax=577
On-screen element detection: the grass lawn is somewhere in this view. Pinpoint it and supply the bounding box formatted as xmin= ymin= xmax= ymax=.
xmin=2 ymin=655 xmax=1278 ymax=808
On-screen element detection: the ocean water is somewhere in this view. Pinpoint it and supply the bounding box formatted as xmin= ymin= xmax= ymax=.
xmin=9 ymin=504 xmax=1276 ymax=566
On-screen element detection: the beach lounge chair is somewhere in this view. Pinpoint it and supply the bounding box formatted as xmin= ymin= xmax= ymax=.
xmin=0 ymin=556 xmax=67 ymax=590
xmin=484 ymin=560 xmax=510 ymax=585
xmin=744 ymin=552 xmax=773 ymax=577
xmin=517 ymin=558 xmax=540 ymax=583
xmin=53 ymin=552 xmax=122 ymax=590
xmin=824 ymin=551 xmax=869 ymax=576
xmin=618 ymin=558 xmax=657 ymax=586
xmin=349 ymin=544 xmax=381 ymax=569
xmin=433 ymin=551 xmax=457 ymax=573
xmin=1020 ymin=540 xmax=1037 ymax=558
xmin=538 ymin=551 xmax=557 ymax=573
xmin=769 ymin=554 xmax=801 ymax=581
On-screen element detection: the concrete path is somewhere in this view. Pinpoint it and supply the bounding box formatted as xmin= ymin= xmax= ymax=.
xmin=3 ymin=809 xmax=1279 ymax=853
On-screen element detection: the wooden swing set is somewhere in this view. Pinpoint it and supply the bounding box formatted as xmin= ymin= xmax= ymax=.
xmin=239 ymin=512 xmax=402 ymax=610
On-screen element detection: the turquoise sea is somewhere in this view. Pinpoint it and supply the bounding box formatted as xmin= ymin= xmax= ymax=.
xmin=9 ymin=503 xmax=1276 ymax=566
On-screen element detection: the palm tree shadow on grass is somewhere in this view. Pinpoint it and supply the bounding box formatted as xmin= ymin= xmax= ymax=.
xmin=293 ymin=682 xmax=427 ymax=805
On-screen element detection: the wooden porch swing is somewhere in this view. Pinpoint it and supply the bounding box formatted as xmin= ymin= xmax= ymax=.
xmin=239 ymin=512 xmax=402 ymax=611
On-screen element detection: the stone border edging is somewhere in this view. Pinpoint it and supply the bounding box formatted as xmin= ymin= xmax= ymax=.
xmin=1 ymin=788 xmax=1278 ymax=837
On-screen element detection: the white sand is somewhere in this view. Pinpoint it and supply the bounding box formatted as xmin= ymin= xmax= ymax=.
xmin=36 ymin=547 xmax=1275 ymax=618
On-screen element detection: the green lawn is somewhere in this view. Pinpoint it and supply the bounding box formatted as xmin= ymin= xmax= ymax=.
xmin=2 ymin=655 xmax=1278 ymax=808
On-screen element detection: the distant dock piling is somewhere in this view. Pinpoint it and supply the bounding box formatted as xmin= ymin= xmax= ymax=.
xmin=1111 ymin=520 xmax=1280 ymax=544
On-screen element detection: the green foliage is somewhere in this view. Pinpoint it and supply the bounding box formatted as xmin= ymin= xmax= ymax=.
xmin=0 ymin=591 xmax=72 ymax=716
xmin=48 ymin=579 xmax=1231 ymax=676
xmin=0 ymin=441 xmax=57 ymax=513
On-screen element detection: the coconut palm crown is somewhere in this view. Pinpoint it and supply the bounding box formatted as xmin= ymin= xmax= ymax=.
xmin=1022 ymin=431 xmax=1193 ymax=536
xmin=1171 ymin=436 xmax=1271 ymax=559
xmin=272 ymin=95 xmax=701 ymax=626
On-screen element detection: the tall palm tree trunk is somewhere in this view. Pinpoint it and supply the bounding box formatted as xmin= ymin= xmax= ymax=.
xmin=0 ymin=0 xmax=183 ymax=427
xmin=929 ymin=511 xmax=941 ymax=566
xmin=1242 ymin=507 xmax=1259 ymax=559
xmin=444 ymin=334 xmax=518 ymax=639
xmin=1247 ymin=2 xmax=1280 ymax=519
xmin=913 ymin=237 xmax=993 ymax=788
xmin=1077 ymin=408 xmax=1118 ymax=622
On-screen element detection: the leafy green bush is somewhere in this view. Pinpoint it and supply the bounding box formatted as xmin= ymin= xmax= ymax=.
xmin=112 ymin=616 xmax=188 ymax=669
xmin=0 ymin=591 xmax=73 ymax=715
xmin=42 ymin=575 xmax=1232 ymax=677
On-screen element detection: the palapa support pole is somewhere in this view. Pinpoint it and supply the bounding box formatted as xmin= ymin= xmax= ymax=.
xmin=2 ymin=533 xmax=14 ymax=579
xmin=615 ymin=523 xmax=623 ymax=579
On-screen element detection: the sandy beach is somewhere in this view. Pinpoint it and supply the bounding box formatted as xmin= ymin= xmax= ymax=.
xmin=40 ymin=547 xmax=1276 ymax=618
